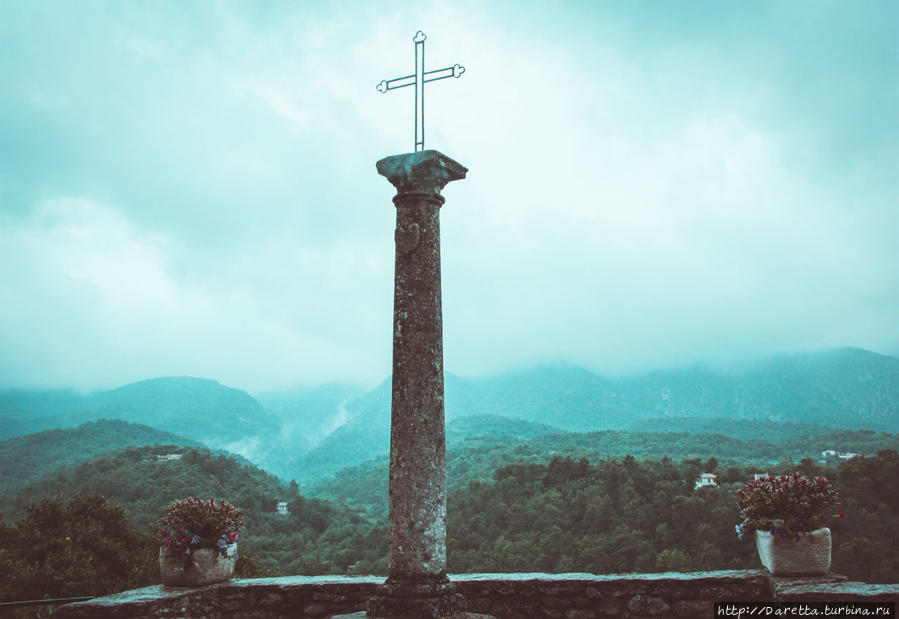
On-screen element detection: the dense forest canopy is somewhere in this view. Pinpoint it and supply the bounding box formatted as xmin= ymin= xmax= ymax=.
xmin=1 ymin=445 xmax=897 ymax=614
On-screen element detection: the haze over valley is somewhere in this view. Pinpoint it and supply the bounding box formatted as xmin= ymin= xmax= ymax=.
xmin=2 ymin=347 xmax=897 ymax=485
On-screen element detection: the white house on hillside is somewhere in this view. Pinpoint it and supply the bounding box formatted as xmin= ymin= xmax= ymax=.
xmin=276 ymin=501 xmax=289 ymax=516
xmin=694 ymin=473 xmax=718 ymax=490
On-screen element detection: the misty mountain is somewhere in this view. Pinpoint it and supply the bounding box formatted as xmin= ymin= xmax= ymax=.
xmin=289 ymin=376 xmax=563 ymax=485
xmin=628 ymin=417 xmax=833 ymax=442
xmin=0 ymin=419 xmax=201 ymax=497
xmin=0 ymin=378 xmax=297 ymax=477
xmin=255 ymin=381 xmax=365 ymax=453
xmin=1 ymin=347 xmax=895 ymax=487
xmin=0 ymin=389 xmax=92 ymax=439
xmin=462 ymin=348 xmax=899 ymax=432
xmin=463 ymin=362 xmax=635 ymax=430
xmin=290 ymin=347 xmax=898 ymax=484
xmin=88 ymin=377 xmax=302 ymax=478
xmin=288 ymin=378 xmax=391 ymax=485
xmin=606 ymin=348 xmax=899 ymax=429
xmin=445 ymin=415 xmax=562 ymax=442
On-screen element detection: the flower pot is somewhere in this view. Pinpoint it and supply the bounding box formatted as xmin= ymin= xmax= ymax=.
xmin=160 ymin=542 xmax=237 ymax=586
xmin=755 ymin=527 xmax=831 ymax=576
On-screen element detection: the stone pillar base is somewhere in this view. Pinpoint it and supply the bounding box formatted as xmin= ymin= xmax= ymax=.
xmin=365 ymin=577 xmax=464 ymax=619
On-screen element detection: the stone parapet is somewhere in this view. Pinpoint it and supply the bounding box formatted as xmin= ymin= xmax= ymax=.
xmin=454 ymin=571 xmax=775 ymax=618
xmin=774 ymin=574 xmax=899 ymax=603
xmin=55 ymin=575 xmax=380 ymax=619
xmin=52 ymin=570 xmax=899 ymax=619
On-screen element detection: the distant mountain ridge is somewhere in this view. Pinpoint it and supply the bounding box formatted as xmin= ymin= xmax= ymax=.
xmin=289 ymin=347 xmax=899 ymax=484
xmin=605 ymin=348 xmax=899 ymax=429
xmin=0 ymin=377 xmax=292 ymax=476
xmin=0 ymin=389 xmax=92 ymax=440
xmin=1 ymin=347 xmax=895 ymax=487
xmin=0 ymin=419 xmax=200 ymax=497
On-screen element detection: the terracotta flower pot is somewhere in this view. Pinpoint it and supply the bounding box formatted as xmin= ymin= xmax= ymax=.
xmin=159 ymin=542 xmax=237 ymax=586
xmin=755 ymin=527 xmax=831 ymax=576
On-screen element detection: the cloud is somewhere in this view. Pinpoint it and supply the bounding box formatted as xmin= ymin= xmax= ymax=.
xmin=1 ymin=1 xmax=897 ymax=391
xmin=0 ymin=198 xmax=390 ymax=390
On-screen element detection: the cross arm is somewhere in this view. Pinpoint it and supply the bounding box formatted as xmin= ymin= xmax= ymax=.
xmin=376 ymin=64 xmax=465 ymax=93
xmin=423 ymin=64 xmax=465 ymax=83
xmin=377 ymin=74 xmax=416 ymax=93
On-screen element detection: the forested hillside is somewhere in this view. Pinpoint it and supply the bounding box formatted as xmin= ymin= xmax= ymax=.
xmin=3 ymin=448 xmax=896 ymax=603
xmin=308 ymin=428 xmax=899 ymax=517
xmin=0 ymin=420 xmax=200 ymax=496
xmin=445 ymin=450 xmax=899 ymax=583
xmin=0 ymin=445 xmax=385 ymax=578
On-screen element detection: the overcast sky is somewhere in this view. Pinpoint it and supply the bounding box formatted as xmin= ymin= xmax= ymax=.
xmin=1 ymin=1 xmax=897 ymax=393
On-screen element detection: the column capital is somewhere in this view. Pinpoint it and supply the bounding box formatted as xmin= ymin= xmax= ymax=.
xmin=377 ymin=149 xmax=467 ymax=195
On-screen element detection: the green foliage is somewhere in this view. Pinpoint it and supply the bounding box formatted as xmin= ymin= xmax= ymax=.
xmin=830 ymin=450 xmax=899 ymax=582
xmin=0 ymin=495 xmax=157 ymax=605
xmin=0 ymin=420 xmax=200 ymax=496
xmin=1 ymin=445 xmax=387 ymax=579
xmin=446 ymin=452 xmax=899 ymax=583
xmin=3 ymin=442 xmax=897 ymax=597
xmin=308 ymin=428 xmax=899 ymax=520
xmin=447 ymin=455 xmax=756 ymax=574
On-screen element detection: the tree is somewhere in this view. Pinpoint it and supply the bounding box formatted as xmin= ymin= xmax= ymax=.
xmin=0 ymin=495 xmax=158 ymax=604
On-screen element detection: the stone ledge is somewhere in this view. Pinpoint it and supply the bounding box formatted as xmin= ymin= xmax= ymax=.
xmin=55 ymin=571 xmax=897 ymax=619
xmin=775 ymin=576 xmax=899 ymax=603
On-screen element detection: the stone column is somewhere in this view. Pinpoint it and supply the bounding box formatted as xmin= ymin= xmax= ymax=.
xmin=367 ymin=150 xmax=467 ymax=619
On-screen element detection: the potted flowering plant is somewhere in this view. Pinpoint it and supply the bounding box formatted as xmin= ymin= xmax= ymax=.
xmin=158 ymin=497 xmax=244 ymax=586
xmin=735 ymin=472 xmax=840 ymax=575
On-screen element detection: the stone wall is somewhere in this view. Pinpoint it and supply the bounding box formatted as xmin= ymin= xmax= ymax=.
xmin=55 ymin=571 xmax=897 ymax=619
xmin=455 ymin=571 xmax=773 ymax=618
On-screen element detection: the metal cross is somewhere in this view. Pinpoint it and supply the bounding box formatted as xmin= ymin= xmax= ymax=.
xmin=377 ymin=31 xmax=465 ymax=152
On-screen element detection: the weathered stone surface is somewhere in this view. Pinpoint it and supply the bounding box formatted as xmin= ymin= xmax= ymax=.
xmin=672 ymin=599 xmax=712 ymax=616
xmin=376 ymin=150 xmax=467 ymax=195
xmin=55 ymin=570 xmax=897 ymax=619
xmin=368 ymin=150 xmax=467 ymax=618
xmin=538 ymin=584 xmax=584 ymax=596
xmin=259 ymin=591 xmax=285 ymax=606
xmin=776 ymin=579 xmax=899 ymax=602
xmin=367 ymin=576 xmax=465 ymax=618
xmin=541 ymin=594 xmax=572 ymax=608
xmin=595 ymin=597 xmax=624 ymax=616
xmin=626 ymin=594 xmax=670 ymax=615
xmin=379 ymin=150 xmax=466 ymax=582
